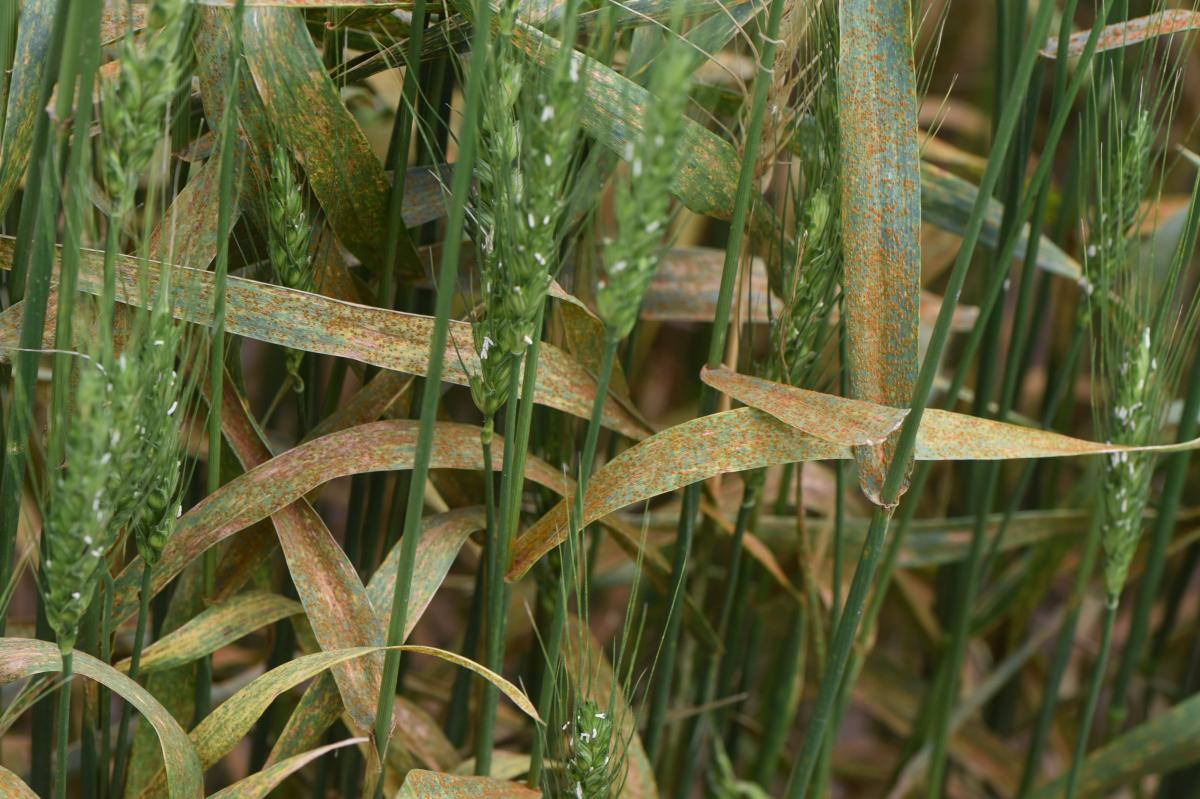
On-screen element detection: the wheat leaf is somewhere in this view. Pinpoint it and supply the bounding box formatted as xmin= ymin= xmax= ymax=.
xmin=0 ymin=638 xmax=203 ymax=799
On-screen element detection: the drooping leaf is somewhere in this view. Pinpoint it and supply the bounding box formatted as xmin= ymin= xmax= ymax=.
xmin=0 ymin=765 xmax=37 ymax=798
xmin=701 ymin=366 xmax=907 ymax=446
xmin=1041 ymin=10 xmax=1200 ymax=58
xmin=209 ymin=372 xmax=392 ymax=740
xmin=136 ymin=646 xmax=537 ymax=799
xmin=0 ymin=236 xmax=650 ymax=439
xmin=510 ymin=378 xmax=1200 ymax=577
xmin=110 ymin=420 xmax=569 ymax=628
xmin=838 ymin=0 xmax=923 ymax=504
xmin=117 ymin=591 xmax=303 ymax=675
xmin=206 ymin=738 xmax=367 ymax=799
xmin=1028 ymin=692 xmax=1200 ymax=798
xmin=507 ymin=409 xmax=844 ymax=579
xmin=396 ymin=770 xmax=541 ymax=798
xmin=0 ymin=638 xmax=203 ymax=799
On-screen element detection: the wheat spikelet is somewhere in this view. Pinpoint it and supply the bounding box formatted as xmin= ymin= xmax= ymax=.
xmin=101 ymin=0 xmax=190 ymax=211
xmin=266 ymin=140 xmax=315 ymax=392
xmin=596 ymin=27 xmax=693 ymax=340
xmin=42 ymin=355 xmax=120 ymax=651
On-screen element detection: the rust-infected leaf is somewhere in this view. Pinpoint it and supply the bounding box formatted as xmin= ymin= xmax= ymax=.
xmin=0 ymin=236 xmax=649 ymax=439
xmin=1041 ymin=10 xmax=1200 ymax=58
xmin=838 ymin=0 xmax=922 ymax=505
xmin=508 ymin=409 xmax=845 ymax=579
xmin=701 ymin=366 xmax=908 ymax=446
xmin=396 ymin=770 xmax=542 ymax=798
xmin=0 ymin=766 xmax=37 ymax=798
xmin=110 ymin=420 xmax=567 ymax=628
xmin=0 ymin=638 xmax=203 ymax=799
xmin=117 ymin=591 xmax=302 ymax=674
xmin=1028 ymin=691 xmax=1200 ymax=798
xmin=0 ymin=0 xmax=56 ymax=215
xmin=206 ymin=738 xmax=367 ymax=799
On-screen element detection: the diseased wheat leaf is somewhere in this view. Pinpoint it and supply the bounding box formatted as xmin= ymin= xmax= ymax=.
xmin=510 ymin=379 xmax=1200 ymax=578
xmin=0 ymin=638 xmax=203 ymax=799
xmin=838 ymin=0 xmax=923 ymax=504
xmin=1042 ymin=9 xmax=1200 ymax=58
xmin=211 ymin=372 xmax=393 ymax=740
xmin=1028 ymin=692 xmax=1200 ymax=798
xmin=117 ymin=591 xmax=302 ymax=675
xmin=136 ymin=646 xmax=536 ymax=798
xmin=0 ymin=765 xmax=37 ymax=798
xmin=0 ymin=0 xmax=56 ymax=216
xmin=920 ymin=161 xmax=1083 ymax=281
xmin=0 ymin=236 xmax=649 ymax=439
xmin=110 ymin=420 xmax=566 ymax=627
xmin=701 ymin=366 xmax=908 ymax=446
xmin=396 ymin=769 xmax=542 ymax=798
xmin=206 ymin=738 xmax=367 ymax=799
xmin=507 ymin=409 xmax=845 ymax=579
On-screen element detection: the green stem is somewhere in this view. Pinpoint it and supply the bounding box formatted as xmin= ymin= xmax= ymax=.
xmin=370 ymin=0 xmax=492 ymax=784
xmin=1063 ymin=598 xmax=1118 ymax=799
xmin=99 ymin=571 xmax=114 ymax=799
xmin=1015 ymin=511 xmax=1105 ymax=798
xmin=200 ymin=0 xmax=245 ymax=724
xmin=0 ymin=0 xmax=71 ymax=633
xmin=645 ymin=0 xmax=787 ymax=761
xmin=676 ymin=480 xmax=760 ymax=795
xmin=110 ymin=563 xmax=152 ymax=797
xmin=526 ymin=331 xmax=617 ymax=784
xmin=55 ymin=648 xmax=74 ymax=799
xmin=477 ymin=371 xmax=521 ymax=776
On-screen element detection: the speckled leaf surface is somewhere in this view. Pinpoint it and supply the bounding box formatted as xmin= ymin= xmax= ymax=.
xmin=508 ymin=409 xmax=845 ymax=579
xmin=0 ymin=237 xmax=649 ymax=439
xmin=510 ymin=21 xmax=793 ymax=291
xmin=118 ymin=591 xmax=303 ymax=675
xmin=0 ymin=638 xmax=203 ymax=799
xmin=1028 ymin=691 xmax=1200 ymax=798
xmin=206 ymin=738 xmax=366 ymax=799
xmin=241 ymin=8 xmax=420 ymax=276
xmin=838 ymin=0 xmax=922 ymax=505
xmin=210 ymin=372 xmax=392 ymax=741
xmin=110 ymin=420 xmax=567 ymax=626
xmin=0 ymin=0 xmax=56 ymax=215
xmin=367 ymin=506 xmax=487 ymax=635
xmin=1041 ymin=10 xmax=1200 ymax=58
xmin=701 ymin=366 xmax=908 ymax=446
xmin=706 ymin=368 xmax=1200 ymax=462
xmin=0 ymin=765 xmax=37 ymax=798
xmin=561 ymin=616 xmax=657 ymax=798
xmin=136 ymin=645 xmax=533 ymax=798
xmin=920 ymin=161 xmax=1082 ymax=281
xmin=396 ymin=770 xmax=542 ymax=798
xmin=134 ymin=648 xmax=383 ymax=798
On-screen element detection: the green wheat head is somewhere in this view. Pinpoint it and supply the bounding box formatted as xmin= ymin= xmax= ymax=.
xmin=596 ymin=22 xmax=693 ymax=340
xmin=267 ymin=139 xmax=315 ymax=392
xmin=42 ymin=352 xmax=122 ymax=651
xmin=470 ymin=0 xmax=584 ymax=416
xmin=101 ymin=0 xmax=191 ymax=212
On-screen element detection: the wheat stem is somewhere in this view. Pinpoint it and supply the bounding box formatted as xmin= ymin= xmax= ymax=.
xmin=110 ymin=563 xmax=153 ymax=797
